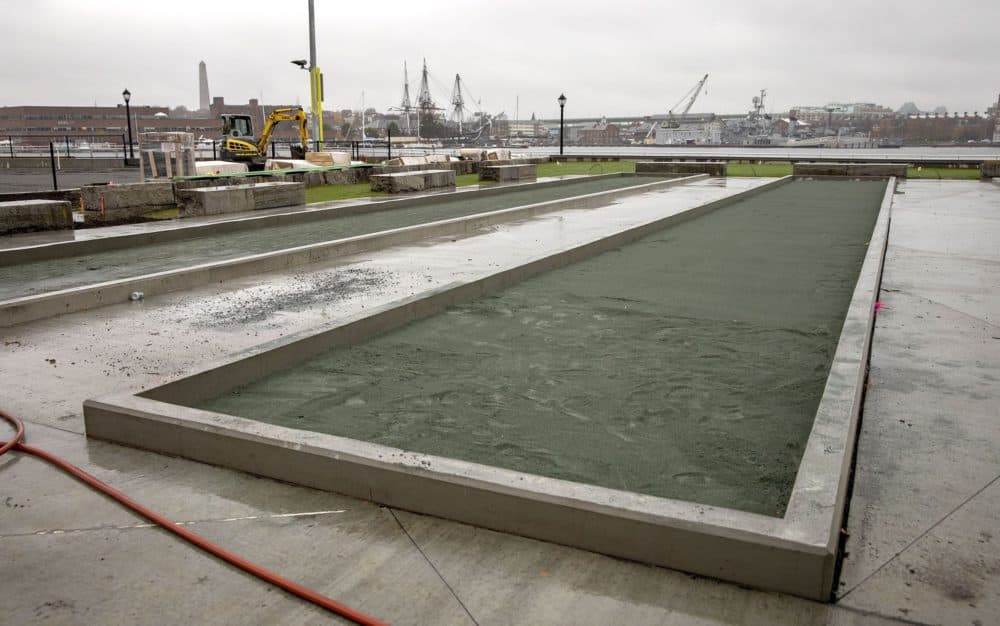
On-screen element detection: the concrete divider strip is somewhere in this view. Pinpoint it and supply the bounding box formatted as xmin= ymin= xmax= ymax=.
xmin=1 ymin=174 xmax=710 ymax=327
xmin=0 ymin=173 xmax=638 ymax=266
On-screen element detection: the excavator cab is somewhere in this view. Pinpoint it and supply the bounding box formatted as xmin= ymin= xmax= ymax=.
xmin=221 ymin=114 xmax=254 ymax=139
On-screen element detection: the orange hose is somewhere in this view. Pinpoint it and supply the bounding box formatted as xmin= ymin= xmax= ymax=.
xmin=0 ymin=408 xmax=387 ymax=626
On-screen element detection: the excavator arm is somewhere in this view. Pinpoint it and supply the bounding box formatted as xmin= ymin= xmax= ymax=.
xmin=256 ymin=107 xmax=309 ymax=157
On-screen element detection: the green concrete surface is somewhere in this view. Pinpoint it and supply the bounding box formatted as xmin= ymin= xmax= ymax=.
xmin=0 ymin=176 xmax=662 ymax=302
xmin=196 ymin=179 xmax=886 ymax=517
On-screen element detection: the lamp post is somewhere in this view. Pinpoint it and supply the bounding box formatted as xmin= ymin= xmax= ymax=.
xmin=122 ymin=88 xmax=134 ymax=161
xmin=558 ymin=93 xmax=566 ymax=155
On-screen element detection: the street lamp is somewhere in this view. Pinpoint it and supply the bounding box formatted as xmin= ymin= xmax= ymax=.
xmin=122 ymin=88 xmax=134 ymax=161
xmin=558 ymin=93 xmax=567 ymax=155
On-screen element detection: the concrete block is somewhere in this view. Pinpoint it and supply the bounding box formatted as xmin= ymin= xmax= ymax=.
xmin=195 ymin=161 xmax=248 ymax=176
xmin=484 ymin=148 xmax=512 ymax=161
xmin=846 ymin=163 xmax=908 ymax=177
xmin=0 ymin=199 xmax=73 ymax=234
xmin=80 ymin=181 xmax=174 ymax=211
xmin=252 ymin=181 xmax=306 ymax=210
xmin=479 ymin=164 xmax=538 ymax=182
xmin=793 ymin=162 xmax=907 ymax=178
xmin=636 ymin=161 xmax=727 ymax=176
xmin=980 ymin=160 xmax=1000 ymax=179
xmin=305 ymin=151 xmax=351 ymax=166
xmin=303 ymin=171 xmax=326 ymax=188
xmin=183 ymin=182 xmax=305 ymax=216
xmin=370 ymin=169 xmax=456 ymax=194
xmin=322 ymin=168 xmax=368 ymax=185
xmin=80 ymin=181 xmax=176 ymax=223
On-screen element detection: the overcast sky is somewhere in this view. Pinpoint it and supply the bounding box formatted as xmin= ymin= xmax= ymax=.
xmin=5 ymin=0 xmax=998 ymax=119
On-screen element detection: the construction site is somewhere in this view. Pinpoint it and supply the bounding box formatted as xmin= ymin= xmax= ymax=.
xmin=4 ymin=1 xmax=1000 ymax=624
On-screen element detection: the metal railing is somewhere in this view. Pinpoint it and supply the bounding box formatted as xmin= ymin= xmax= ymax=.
xmin=1 ymin=134 xmax=484 ymax=164
xmin=1 ymin=134 xmax=131 ymax=164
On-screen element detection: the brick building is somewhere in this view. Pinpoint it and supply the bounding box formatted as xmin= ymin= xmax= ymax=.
xmin=0 ymin=98 xmax=328 ymax=146
xmin=566 ymin=117 xmax=621 ymax=145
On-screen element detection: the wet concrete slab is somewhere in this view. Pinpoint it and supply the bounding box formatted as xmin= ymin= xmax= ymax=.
xmin=836 ymin=180 xmax=1000 ymax=621
xmin=1 ymin=425 xmax=470 ymax=625
xmin=2 ymin=423 xmax=893 ymax=626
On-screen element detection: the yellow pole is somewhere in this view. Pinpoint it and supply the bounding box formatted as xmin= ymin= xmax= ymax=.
xmin=310 ymin=66 xmax=324 ymax=143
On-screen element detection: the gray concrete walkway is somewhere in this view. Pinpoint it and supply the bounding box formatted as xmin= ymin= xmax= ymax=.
xmin=836 ymin=179 xmax=1000 ymax=622
xmin=1 ymin=178 xmax=996 ymax=625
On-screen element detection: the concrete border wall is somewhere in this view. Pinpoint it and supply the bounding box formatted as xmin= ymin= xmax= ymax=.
xmin=793 ymin=162 xmax=907 ymax=177
xmin=0 ymin=175 xmax=704 ymax=327
xmin=78 ymin=175 xmax=895 ymax=602
xmin=480 ymin=164 xmax=537 ymax=182
xmin=80 ymin=181 xmax=176 ymax=224
xmin=785 ymin=179 xmax=895 ymax=595
xmin=181 ymin=182 xmax=305 ymax=216
xmin=549 ymin=153 xmax=991 ymax=166
xmin=370 ymin=170 xmax=455 ymax=193
xmin=636 ymin=161 xmax=727 ymax=176
xmin=169 ymin=158 xmax=543 ymax=190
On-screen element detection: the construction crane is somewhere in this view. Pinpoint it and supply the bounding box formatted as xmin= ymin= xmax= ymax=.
xmin=666 ymin=73 xmax=709 ymax=127
xmin=645 ymin=74 xmax=709 ymax=143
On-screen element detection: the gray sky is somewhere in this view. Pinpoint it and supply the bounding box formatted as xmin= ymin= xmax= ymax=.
xmin=6 ymin=0 xmax=998 ymax=119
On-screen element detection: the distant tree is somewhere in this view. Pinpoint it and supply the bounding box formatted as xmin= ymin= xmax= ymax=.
xmin=387 ymin=121 xmax=400 ymax=134
xmin=341 ymin=122 xmax=351 ymax=137
xmin=418 ymin=110 xmax=446 ymax=138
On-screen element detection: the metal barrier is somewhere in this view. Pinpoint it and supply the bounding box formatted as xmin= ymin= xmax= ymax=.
xmin=2 ymin=134 xmax=130 ymax=165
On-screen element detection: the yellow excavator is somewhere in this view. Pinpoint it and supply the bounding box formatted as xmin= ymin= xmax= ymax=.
xmin=219 ymin=107 xmax=309 ymax=170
